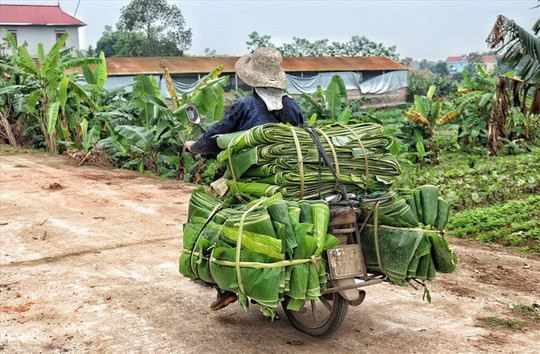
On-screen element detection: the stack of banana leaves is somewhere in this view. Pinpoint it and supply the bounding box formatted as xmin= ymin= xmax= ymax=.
xmin=180 ymin=188 xmax=340 ymax=318
xmin=215 ymin=123 xmax=401 ymax=200
xmin=359 ymin=185 xmax=457 ymax=285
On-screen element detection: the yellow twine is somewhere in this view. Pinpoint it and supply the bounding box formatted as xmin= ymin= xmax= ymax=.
xmin=235 ymin=199 xmax=265 ymax=294
xmin=227 ymin=136 xmax=241 ymax=197
xmin=343 ymin=125 xmax=371 ymax=192
xmin=289 ymin=127 xmax=305 ymax=199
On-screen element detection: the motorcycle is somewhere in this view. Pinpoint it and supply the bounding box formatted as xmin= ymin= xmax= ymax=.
xmin=184 ymin=104 xmax=391 ymax=337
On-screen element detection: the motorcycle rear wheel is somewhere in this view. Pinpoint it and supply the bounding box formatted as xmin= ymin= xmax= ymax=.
xmin=282 ymin=293 xmax=348 ymax=337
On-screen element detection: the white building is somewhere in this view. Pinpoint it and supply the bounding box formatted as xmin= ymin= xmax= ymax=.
xmin=0 ymin=4 xmax=85 ymax=57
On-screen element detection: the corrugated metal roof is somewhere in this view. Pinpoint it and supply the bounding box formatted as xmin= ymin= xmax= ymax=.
xmin=0 ymin=4 xmax=85 ymax=26
xmin=103 ymin=56 xmax=408 ymax=76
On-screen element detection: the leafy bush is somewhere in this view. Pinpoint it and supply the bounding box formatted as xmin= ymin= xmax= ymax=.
xmin=396 ymin=151 xmax=540 ymax=210
xmin=407 ymin=72 xmax=458 ymax=101
xmin=447 ymin=195 xmax=539 ymax=252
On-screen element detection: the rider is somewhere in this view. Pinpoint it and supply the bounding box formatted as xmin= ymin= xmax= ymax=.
xmin=185 ymin=47 xmax=304 ymax=155
xmin=185 ymin=47 xmax=304 ymax=311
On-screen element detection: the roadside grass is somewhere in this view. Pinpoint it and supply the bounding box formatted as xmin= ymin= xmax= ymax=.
xmin=446 ymin=195 xmax=540 ymax=253
xmin=479 ymin=316 xmax=530 ymax=332
xmin=0 ymin=144 xmax=49 ymax=156
xmin=478 ymin=303 xmax=539 ymax=332
xmin=509 ymin=303 xmax=540 ymax=321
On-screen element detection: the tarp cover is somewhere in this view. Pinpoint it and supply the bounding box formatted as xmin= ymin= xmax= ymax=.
xmin=104 ymin=70 xmax=408 ymax=97
xmin=277 ymin=70 xmax=408 ymax=95
xmin=359 ymin=70 xmax=408 ymax=94
xmin=160 ymin=77 xmax=201 ymax=97
xmin=98 ymin=75 xmax=160 ymax=92
xmin=286 ymin=72 xmax=363 ymax=95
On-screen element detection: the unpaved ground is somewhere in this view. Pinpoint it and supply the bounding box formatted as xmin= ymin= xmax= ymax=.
xmin=1 ymin=148 xmax=539 ymax=354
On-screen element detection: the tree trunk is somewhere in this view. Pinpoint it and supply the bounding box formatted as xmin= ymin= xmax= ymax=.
xmin=486 ymin=77 xmax=509 ymax=155
xmin=0 ymin=109 xmax=19 ymax=147
xmin=40 ymin=96 xmax=57 ymax=153
xmin=521 ymin=84 xmax=531 ymax=115
xmin=530 ymin=87 xmax=540 ymax=116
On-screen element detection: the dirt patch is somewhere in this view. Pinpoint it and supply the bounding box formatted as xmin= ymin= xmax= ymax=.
xmin=436 ymin=278 xmax=479 ymax=298
xmin=0 ymin=302 xmax=35 ymax=313
xmin=46 ymin=182 xmax=63 ymax=191
xmin=74 ymin=172 xmax=141 ymax=182
xmin=475 ymin=265 xmax=537 ymax=293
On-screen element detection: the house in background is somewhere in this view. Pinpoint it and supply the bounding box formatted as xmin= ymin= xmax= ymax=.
xmin=0 ymin=4 xmax=85 ymax=57
xmin=481 ymin=56 xmax=498 ymax=73
xmin=445 ymin=54 xmax=498 ymax=74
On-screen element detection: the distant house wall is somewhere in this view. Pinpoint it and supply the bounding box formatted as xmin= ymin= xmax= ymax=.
xmin=446 ymin=55 xmax=498 ymax=74
xmin=446 ymin=56 xmax=468 ymax=74
xmin=483 ymin=61 xmax=497 ymax=73
xmin=0 ymin=25 xmax=79 ymax=56
xmin=352 ymin=87 xmax=407 ymax=107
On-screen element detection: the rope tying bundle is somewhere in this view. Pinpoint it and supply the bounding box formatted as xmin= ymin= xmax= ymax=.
xmin=343 ymin=124 xmax=371 ymax=192
xmin=235 ymin=199 xmax=264 ymax=293
xmin=289 ymin=126 xmax=305 ymax=199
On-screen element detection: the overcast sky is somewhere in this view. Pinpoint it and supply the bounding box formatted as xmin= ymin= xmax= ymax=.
xmin=5 ymin=0 xmax=539 ymax=60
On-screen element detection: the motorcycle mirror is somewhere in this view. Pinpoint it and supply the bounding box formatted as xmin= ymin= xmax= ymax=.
xmin=186 ymin=104 xmax=204 ymax=125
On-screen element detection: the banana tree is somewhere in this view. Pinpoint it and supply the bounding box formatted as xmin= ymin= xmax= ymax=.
xmin=403 ymin=85 xmax=458 ymax=160
xmin=298 ymin=75 xmax=366 ymax=125
xmin=99 ymin=75 xmax=175 ymax=173
xmin=487 ymin=15 xmax=540 ymax=84
xmin=450 ymin=67 xmax=498 ymax=147
xmin=1 ymin=30 xmax=104 ymax=153
xmin=171 ymin=66 xmax=228 ymax=181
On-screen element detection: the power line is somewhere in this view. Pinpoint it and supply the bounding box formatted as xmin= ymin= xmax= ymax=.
xmin=74 ymin=0 xmax=82 ymax=17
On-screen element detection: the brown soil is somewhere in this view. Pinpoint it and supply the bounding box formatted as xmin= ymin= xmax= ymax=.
xmin=1 ymin=147 xmax=539 ymax=353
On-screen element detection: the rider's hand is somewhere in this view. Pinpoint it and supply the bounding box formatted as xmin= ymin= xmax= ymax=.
xmin=184 ymin=140 xmax=196 ymax=153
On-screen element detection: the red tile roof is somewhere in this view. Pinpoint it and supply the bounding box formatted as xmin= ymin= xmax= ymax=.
xmin=0 ymin=4 xmax=85 ymax=26
xmin=446 ymin=55 xmax=498 ymax=62
xmin=99 ymin=56 xmax=408 ymax=76
xmin=446 ymin=56 xmax=463 ymax=62
xmin=482 ymin=55 xmax=497 ymax=62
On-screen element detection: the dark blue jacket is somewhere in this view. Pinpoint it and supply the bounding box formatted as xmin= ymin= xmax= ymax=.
xmin=190 ymin=93 xmax=304 ymax=154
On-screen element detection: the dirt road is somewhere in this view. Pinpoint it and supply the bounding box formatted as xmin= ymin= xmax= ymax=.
xmin=1 ymin=149 xmax=539 ymax=353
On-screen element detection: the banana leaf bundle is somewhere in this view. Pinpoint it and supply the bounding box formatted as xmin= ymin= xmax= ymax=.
xmin=179 ymin=188 xmax=340 ymax=318
xmin=359 ymin=185 xmax=457 ymax=285
xmin=215 ymin=123 xmax=401 ymax=200
xmin=359 ymin=185 xmax=451 ymax=230
xmin=360 ymin=225 xmax=457 ymax=285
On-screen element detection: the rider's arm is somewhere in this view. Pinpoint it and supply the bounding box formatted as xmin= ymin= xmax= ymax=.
xmin=189 ymin=100 xmax=246 ymax=154
xmin=283 ymin=96 xmax=305 ymax=127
